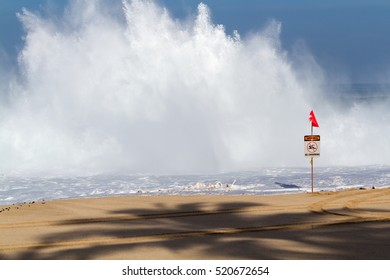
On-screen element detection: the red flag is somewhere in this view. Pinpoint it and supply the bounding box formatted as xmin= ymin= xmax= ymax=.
xmin=309 ymin=110 xmax=319 ymax=127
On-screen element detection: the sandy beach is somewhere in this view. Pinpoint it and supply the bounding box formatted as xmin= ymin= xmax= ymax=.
xmin=0 ymin=188 xmax=389 ymax=260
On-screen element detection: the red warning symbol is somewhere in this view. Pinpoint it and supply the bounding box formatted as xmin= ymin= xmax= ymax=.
xmin=307 ymin=142 xmax=318 ymax=153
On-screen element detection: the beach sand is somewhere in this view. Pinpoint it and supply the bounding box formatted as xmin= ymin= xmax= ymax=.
xmin=0 ymin=188 xmax=389 ymax=260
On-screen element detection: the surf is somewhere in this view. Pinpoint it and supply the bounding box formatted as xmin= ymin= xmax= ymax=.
xmin=0 ymin=0 xmax=389 ymax=175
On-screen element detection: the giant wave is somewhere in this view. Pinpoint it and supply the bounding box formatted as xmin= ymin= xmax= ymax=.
xmin=0 ymin=0 xmax=389 ymax=176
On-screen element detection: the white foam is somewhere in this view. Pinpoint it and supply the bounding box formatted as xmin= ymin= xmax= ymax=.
xmin=0 ymin=0 xmax=389 ymax=176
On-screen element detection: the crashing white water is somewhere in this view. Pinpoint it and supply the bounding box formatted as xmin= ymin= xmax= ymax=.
xmin=0 ymin=0 xmax=389 ymax=176
xmin=1 ymin=166 xmax=390 ymax=205
xmin=0 ymin=166 xmax=390 ymax=205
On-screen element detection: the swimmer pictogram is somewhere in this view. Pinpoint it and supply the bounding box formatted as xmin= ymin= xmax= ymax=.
xmin=307 ymin=142 xmax=318 ymax=153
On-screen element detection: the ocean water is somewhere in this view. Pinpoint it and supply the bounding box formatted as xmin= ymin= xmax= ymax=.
xmin=0 ymin=1 xmax=390 ymax=204
xmin=1 ymin=165 xmax=390 ymax=205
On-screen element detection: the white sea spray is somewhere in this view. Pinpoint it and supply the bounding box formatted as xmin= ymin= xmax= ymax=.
xmin=0 ymin=0 xmax=389 ymax=176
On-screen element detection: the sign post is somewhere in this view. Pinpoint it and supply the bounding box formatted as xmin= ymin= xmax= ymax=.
xmin=304 ymin=135 xmax=320 ymax=192
xmin=306 ymin=110 xmax=320 ymax=193
xmin=311 ymin=157 xmax=314 ymax=193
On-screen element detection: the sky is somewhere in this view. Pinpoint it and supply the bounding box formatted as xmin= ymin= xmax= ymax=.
xmin=1 ymin=0 xmax=390 ymax=83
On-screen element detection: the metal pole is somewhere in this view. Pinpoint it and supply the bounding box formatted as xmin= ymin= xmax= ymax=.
xmin=311 ymin=157 xmax=314 ymax=193
xmin=310 ymin=124 xmax=314 ymax=193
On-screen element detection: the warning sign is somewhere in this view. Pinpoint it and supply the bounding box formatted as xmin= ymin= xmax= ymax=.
xmin=304 ymin=135 xmax=320 ymax=157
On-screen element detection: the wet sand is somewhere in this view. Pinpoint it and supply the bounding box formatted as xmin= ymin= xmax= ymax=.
xmin=0 ymin=188 xmax=389 ymax=259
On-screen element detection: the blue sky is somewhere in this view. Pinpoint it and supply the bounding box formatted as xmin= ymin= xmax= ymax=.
xmin=1 ymin=0 xmax=390 ymax=83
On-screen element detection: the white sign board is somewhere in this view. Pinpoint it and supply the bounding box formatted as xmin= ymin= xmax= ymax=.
xmin=304 ymin=135 xmax=320 ymax=157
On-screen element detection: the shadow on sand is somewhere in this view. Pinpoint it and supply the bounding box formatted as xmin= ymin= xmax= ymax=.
xmin=1 ymin=200 xmax=389 ymax=260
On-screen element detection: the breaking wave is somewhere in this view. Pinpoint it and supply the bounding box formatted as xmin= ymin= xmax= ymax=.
xmin=0 ymin=0 xmax=389 ymax=175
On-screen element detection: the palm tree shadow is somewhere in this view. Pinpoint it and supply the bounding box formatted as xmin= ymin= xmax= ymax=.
xmin=8 ymin=200 xmax=390 ymax=260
